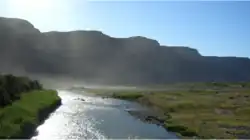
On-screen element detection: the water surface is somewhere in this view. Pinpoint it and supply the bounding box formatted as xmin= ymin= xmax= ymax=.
xmin=31 ymin=90 xmax=177 ymax=139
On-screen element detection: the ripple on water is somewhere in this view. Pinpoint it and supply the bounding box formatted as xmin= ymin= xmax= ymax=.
xmin=31 ymin=90 xmax=177 ymax=139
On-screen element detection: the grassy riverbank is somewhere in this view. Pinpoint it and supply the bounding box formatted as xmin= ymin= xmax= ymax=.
xmin=0 ymin=90 xmax=61 ymax=138
xmin=86 ymin=83 xmax=250 ymax=139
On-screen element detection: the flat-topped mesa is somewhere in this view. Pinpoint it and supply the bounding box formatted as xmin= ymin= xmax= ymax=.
xmin=124 ymin=36 xmax=160 ymax=47
xmin=45 ymin=30 xmax=107 ymax=36
xmin=127 ymin=36 xmax=160 ymax=44
xmin=0 ymin=17 xmax=40 ymax=34
xmin=163 ymin=46 xmax=202 ymax=58
xmin=1 ymin=16 xmax=250 ymax=84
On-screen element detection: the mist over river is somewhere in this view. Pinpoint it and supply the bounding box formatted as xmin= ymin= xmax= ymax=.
xmin=31 ymin=90 xmax=178 ymax=139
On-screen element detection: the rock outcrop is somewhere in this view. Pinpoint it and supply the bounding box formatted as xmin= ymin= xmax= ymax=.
xmin=1 ymin=17 xmax=250 ymax=85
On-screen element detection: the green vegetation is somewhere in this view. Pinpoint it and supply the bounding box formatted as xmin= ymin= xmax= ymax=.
xmin=0 ymin=74 xmax=61 ymax=138
xmin=112 ymin=92 xmax=143 ymax=100
xmin=0 ymin=90 xmax=60 ymax=138
xmin=89 ymin=82 xmax=250 ymax=139
xmin=0 ymin=74 xmax=42 ymax=106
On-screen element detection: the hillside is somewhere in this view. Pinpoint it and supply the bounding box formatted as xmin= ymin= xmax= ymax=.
xmin=1 ymin=17 xmax=250 ymax=85
xmin=0 ymin=74 xmax=61 ymax=138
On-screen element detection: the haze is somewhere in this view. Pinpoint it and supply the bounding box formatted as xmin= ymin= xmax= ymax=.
xmin=1 ymin=1 xmax=250 ymax=57
xmin=1 ymin=1 xmax=250 ymax=139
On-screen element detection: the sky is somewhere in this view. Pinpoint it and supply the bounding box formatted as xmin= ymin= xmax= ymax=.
xmin=0 ymin=0 xmax=249 ymax=57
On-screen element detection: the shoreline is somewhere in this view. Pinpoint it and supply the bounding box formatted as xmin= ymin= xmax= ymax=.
xmin=21 ymin=98 xmax=62 ymax=139
xmin=0 ymin=90 xmax=62 ymax=139
xmin=124 ymin=103 xmax=197 ymax=138
xmin=92 ymin=89 xmax=250 ymax=139
xmin=94 ymin=93 xmax=187 ymax=138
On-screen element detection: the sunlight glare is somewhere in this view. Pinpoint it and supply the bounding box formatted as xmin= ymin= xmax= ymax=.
xmin=9 ymin=0 xmax=54 ymax=10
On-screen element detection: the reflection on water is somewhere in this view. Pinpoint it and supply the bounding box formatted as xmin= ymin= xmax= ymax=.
xmin=31 ymin=90 xmax=177 ymax=140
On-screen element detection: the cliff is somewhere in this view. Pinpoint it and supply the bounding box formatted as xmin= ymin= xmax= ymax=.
xmin=1 ymin=17 xmax=250 ymax=84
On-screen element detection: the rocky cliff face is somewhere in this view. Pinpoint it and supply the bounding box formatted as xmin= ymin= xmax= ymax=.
xmin=0 ymin=17 xmax=250 ymax=84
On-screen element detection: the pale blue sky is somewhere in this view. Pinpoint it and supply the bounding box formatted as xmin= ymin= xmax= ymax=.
xmin=0 ymin=1 xmax=249 ymax=57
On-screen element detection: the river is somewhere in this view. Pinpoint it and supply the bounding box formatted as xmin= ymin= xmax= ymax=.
xmin=31 ymin=90 xmax=178 ymax=139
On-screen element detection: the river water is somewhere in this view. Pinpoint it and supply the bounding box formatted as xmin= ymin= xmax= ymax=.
xmin=31 ymin=90 xmax=177 ymax=139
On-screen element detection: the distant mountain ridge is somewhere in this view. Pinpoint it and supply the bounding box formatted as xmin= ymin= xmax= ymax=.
xmin=0 ymin=17 xmax=250 ymax=85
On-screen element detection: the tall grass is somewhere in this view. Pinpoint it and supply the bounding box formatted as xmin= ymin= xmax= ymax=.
xmin=0 ymin=90 xmax=60 ymax=138
xmin=95 ymin=84 xmax=250 ymax=138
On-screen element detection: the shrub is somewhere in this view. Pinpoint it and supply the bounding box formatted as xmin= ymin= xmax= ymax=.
xmin=0 ymin=74 xmax=43 ymax=107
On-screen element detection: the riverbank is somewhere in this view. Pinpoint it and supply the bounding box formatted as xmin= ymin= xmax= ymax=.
xmin=86 ymin=84 xmax=250 ymax=139
xmin=0 ymin=90 xmax=61 ymax=139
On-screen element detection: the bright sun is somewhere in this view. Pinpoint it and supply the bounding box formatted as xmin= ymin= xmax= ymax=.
xmin=9 ymin=0 xmax=54 ymax=11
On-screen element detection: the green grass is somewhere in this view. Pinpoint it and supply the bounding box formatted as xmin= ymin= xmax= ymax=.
xmin=144 ymin=90 xmax=250 ymax=138
xmin=0 ymin=90 xmax=61 ymax=138
xmin=89 ymin=84 xmax=250 ymax=139
xmin=111 ymin=92 xmax=143 ymax=100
